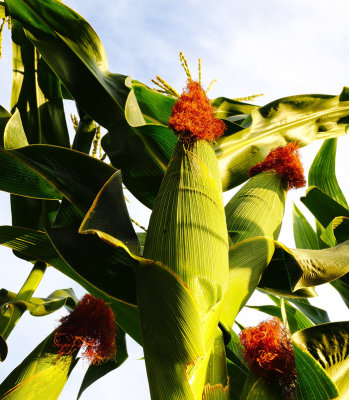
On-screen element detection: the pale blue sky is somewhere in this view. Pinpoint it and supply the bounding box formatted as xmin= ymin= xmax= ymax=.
xmin=1 ymin=0 xmax=349 ymax=398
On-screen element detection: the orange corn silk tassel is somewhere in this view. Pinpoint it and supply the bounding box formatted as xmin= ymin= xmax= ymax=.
xmin=143 ymin=80 xmax=229 ymax=314
xmin=240 ymin=317 xmax=297 ymax=399
xmin=248 ymin=142 xmax=305 ymax=190
xmin=225 ymin=142 xmax=306 ymax=244
xmin=54 ymin=294 xmax=116 ymax=364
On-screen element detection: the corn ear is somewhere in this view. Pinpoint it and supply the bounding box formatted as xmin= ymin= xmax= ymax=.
xmin=144 ymin=139 xmax=229 ymax=315
xmin=225 ymin=171 xmax=286 ymax=244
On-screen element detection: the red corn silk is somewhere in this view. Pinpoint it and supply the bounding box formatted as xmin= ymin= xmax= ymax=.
xmin=168 ymin=80 xmax=226 ymax=142
xmin=249 ymin=142 xmax=306 ymax=190
xmin=54 ymin=294 xmax=116 ymax=364
xmin=239 ymin=317 xmax=297 ymax=399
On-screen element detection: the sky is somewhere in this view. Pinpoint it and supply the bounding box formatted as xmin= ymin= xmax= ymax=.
xmin=1 ymin=0 xmax=349 ymax=398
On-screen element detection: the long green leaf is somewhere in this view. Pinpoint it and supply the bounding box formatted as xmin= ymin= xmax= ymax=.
xmin=301 ymin=187 xmax=349 ymax=230
xmin=308 ymin=138 xmax=348 ymax=208
xmin=283 ymin=298 xmax=330 ymax=325
xmin=240 ymin=343 xmax=339 ymax=400
xmin=203 ymin=331 xmax=229 ymax=400
xmin=247 ymin=302 xmax=313 ymax=334
xmin=0 ymin=3 xmax=5 ymax=19
xmin=293 ymin=322 xmax=349 ymax=399
xmin=10 ymin=19 xmax=69 ymax=147
xmin=8 ymin=19 xmax=70 ymax=238
xmin=220 ymin=237 xmax=275 ymax=330
xmin=226 ymin=359 xmax=248 ymax=400
xmin=240 ymin=372 xmax=282 ymax=400
xmin=0 ymin=288 xmax=78 ymax=317
xmin=0 ymin=261 xmax=46 ymax=343
xmin=136 ymin=258 xmax=208 ymax=400
xmin=0 ymin=332 xmax=77 ymax=400
xmin=321 ymin=216 xmax=349 ymax=247
xmin=217 ymin=88 xmax=349 ymax=191
xmin=79 ymin=171 xmax=140 ymax=255
xmin=47 ymin=227 xmax=137 ymax=307
xmin=5 ymin=0 xmax=170 ymax=209
xmin=130 ymin=81 xmax=175 ymax=126
xmin=0 ymin=106 xmax=11 ymax=141
xmin=293 ymin=203 xmax=319 ymax=250
xmin=3 ymin=109 xmax=28 ymax=150
xmin=5 ymin=0 xmax=128 ymax=129
xmin=0 ymin=225 xmax=141 ymax=343
xmin=77 ymin=327 xmax=128 ymax=399
xmin=0 ymin=147 xmax=61 ymax=199
xmin=261 ymin=240 xmax=349 ymax=294
xmin=293 ymin=343 xmax=338 ymax=400
xmin=4 ymin=145 xmax=116 ymax=212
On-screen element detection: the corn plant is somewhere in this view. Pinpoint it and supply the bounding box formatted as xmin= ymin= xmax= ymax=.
xmin=1 ymin=0 xmax=349 ymax=399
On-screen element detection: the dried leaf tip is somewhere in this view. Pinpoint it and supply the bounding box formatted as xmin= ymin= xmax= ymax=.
xmin=168 ymin=80 xmax=226 ymax=142
xmin=249 ymin=142 xmax=306 ymax=190
xmin=239 ymin=317 xmax=297 ymax=399
xmin=54 ymin=294 xmax=116 ymax=364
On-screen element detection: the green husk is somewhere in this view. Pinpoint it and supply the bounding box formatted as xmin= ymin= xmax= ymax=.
xmin=143 ymin=139 xmax=229 ymax=315
xmin=225 ymin=171 xmax=286 ymax=245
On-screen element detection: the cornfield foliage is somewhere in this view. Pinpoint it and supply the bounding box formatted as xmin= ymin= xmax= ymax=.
xmin=0 ymin=0 xmax=349 ymax=399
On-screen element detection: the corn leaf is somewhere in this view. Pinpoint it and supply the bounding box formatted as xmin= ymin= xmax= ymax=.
xmin=5 ymin=0 xmax=169 ymax=209
xmin=5 ymin=0 xmax=127 ymax=129
xmin=203 ymin=331 xmax=229 ymax=400
xmin=320 ymin=216 xmax=349 ymax=247
xmin=0 ymin=225 xmax=141 ymax=343
xmin=240 ymin=343 xmax=338 ymax=400
xmin=0 ymin=334 xmax=7 ymax=362
xmin=217 ymin=88 xmax=349 ymax=191
xmin=260 ymin=239 xmax=349 ymax=294
xmin=331 ymin=278 xmax=349 ymax=308
xmin=293 ymin=322 xmax=349 ymax=399
xmin=77 ymin=328 xmax=128 ymax=400
xmin=283 ymin=298 xmax=330 ymax=325
xmin=301 ymin=187 xmax=349 ymax=231
xmin=0 ymin=332 xmax=78 ymax=400
xmin=247 ymin=302 xmax=313 ymax=334
xmin=2 ymin=145 xmax=115 ymax=211
xmin=308 ymin=138 xmax=348 ymax=208
xmin=211 ymin=97 xmax=258 ymax=120
xmin=226 ymin=359 xmax=248 ymax=399
xmin=305 ymin=138 xmax=349 ymax=306
xmin=80 ymin=171 xmax=140 ymax=255
xmin=0 ymin=3 xmax=5 ymax=19
xmin=240 ymin=372 xmax=282 ymax=400
xmin=10 ymin=20 xmax=70 ymax=147
xmin=130 ymin=81 xmax=175 ymax=126
xmin=293 ymin=203 xmax=319 ymax=250
xmin=136 ymin=258 xmax=208 ymax=400
xmin=71 ymin=107 xmax=96 ymax=154
xmin=0 ymin=147 xmax=62 ymax=199
xmin=8 ymin=19 xmax=71 ymax=237
xmin=220 ymin=237 xmax=275 ymax=330
xmin=0 ymin=106 xmax=11 ymax=141
xmin=3 ymin=109 xmax=29 ymax=150
xmin=293 ymin=343 xmax=338 ymax=400
xmin=0 ymin=288 xmax=77 ymax=317
xmin=103 ymin=110 xmax=175 ymax=209
xmin=47 ymin=227 xmax=137 ymax=307
xmin=225 ymin=330 xmax=247 ymax=371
